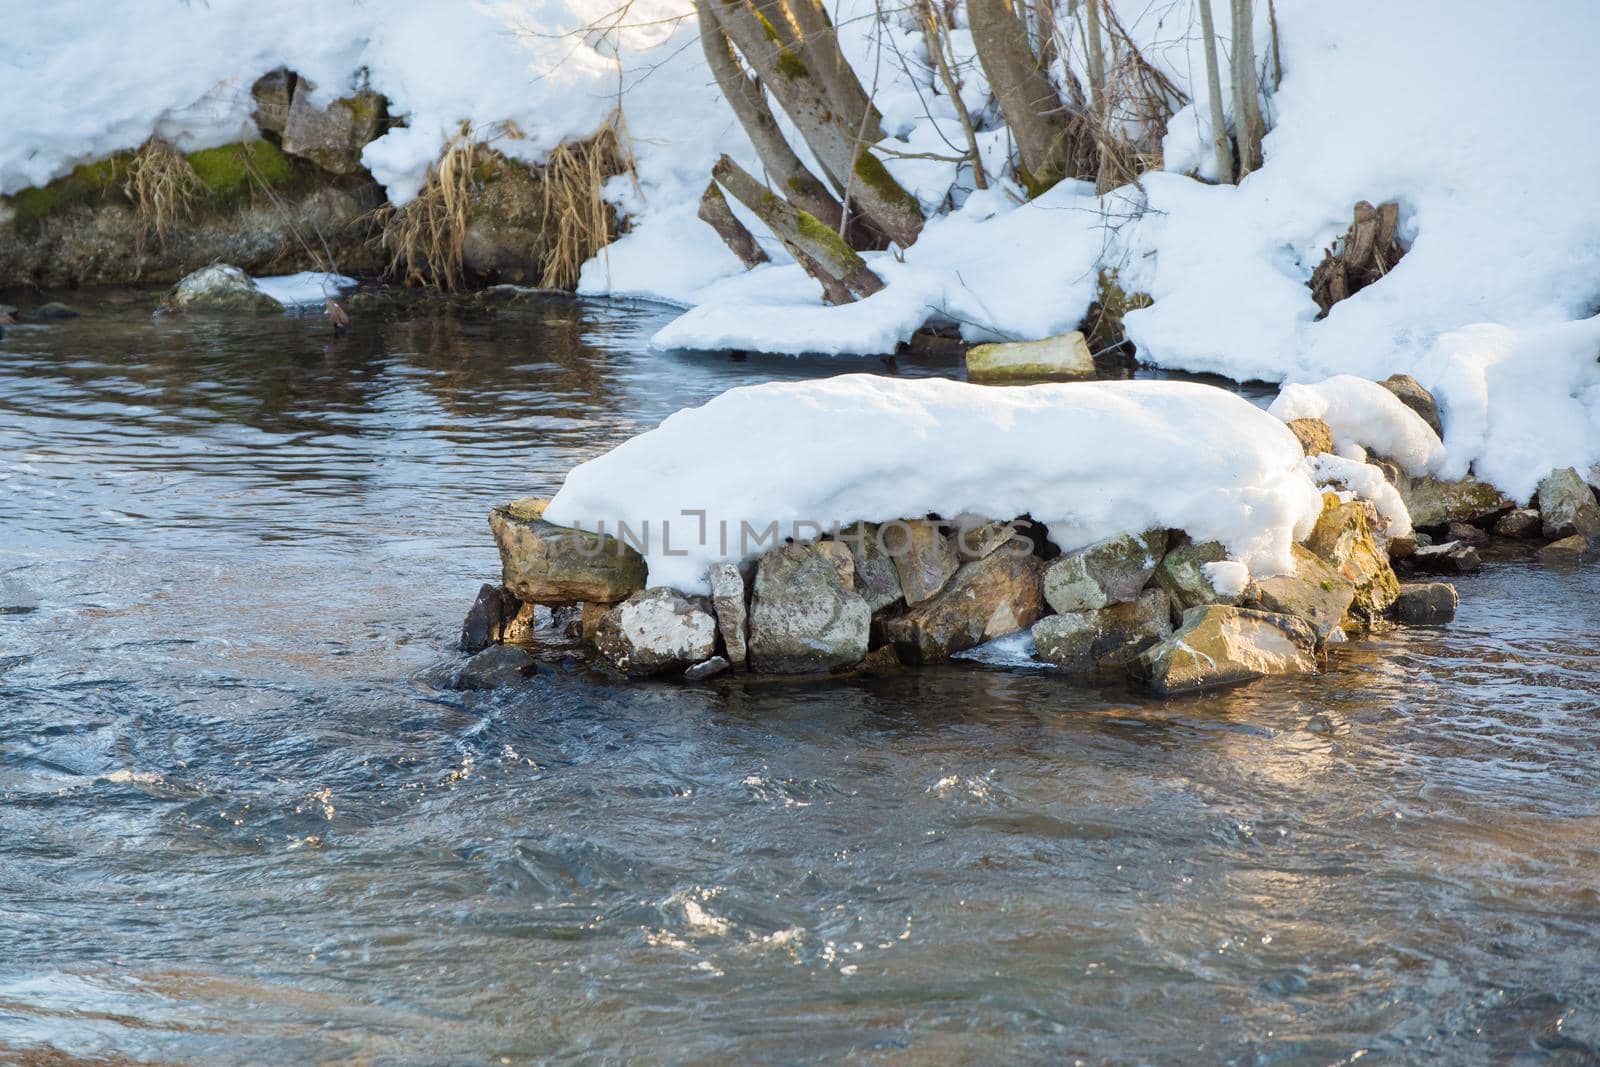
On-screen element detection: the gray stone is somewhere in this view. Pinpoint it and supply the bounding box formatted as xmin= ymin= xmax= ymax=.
xmin=883 ymin=520 xmax=959 ymax=606
xmin=281 ymin=80 xmax=386 ymax=175
xmin=1032 ymin=589 xmax=1171 ymax=672
xmin=841 ymin=522 xmax=904 ymax=612
xmin=250 ymin=69 xmax=296 ymax=136
xmin=1043 ymin=529 xmax=1167 ymax=613
xmin=32 ymin=302 xmax=78 ymax=319
xmin=488 ymin=497 xmax=646 ymax=606
xmin=684 ymin=656 xmax=730 ymax=682
xmin=1152 ymin=538 xmax=1237 ymax=613
xmin=449 ymin=645 xmax=539 ymax=691
xmin=594 ymin=588 xmax=717 ymax=676
xmin=1387 ymin=533 xmax=1418 ymax=560
xmin=881 ymin=550 xmax=1047 ymax=664
xmin=748 ymin=543 xmax=870 ymax=673
xmin=1380 ymin=373 xmax=1444 ymax=439
xmin=951 ymin=516 xmax=1019 ymax=562
xmin=1396 ymin=474 xmax=1513 ymax=528
xmin=163 ymin=264 xmax=281 ymax=313
xmin=1392 ymin=582 xmax=1458 ymax=624
xmin=1536 ymin=467 xmax=1600 ymax=541
xmin=1286 ymin=417 xmax=1333 ymax=457
xmin=1131 ymin=605 xmax=1318 ymax=696
xmin=1537 ymin=534 xmax=1592 ymax=565
xmin=708 ymin=562 xmax=748 ymax=667
xmin=1410 ymin=540 xmax=1481 ymax=575
xmin=1244 ymin=544 xmax=1357 ymax=643
xmin=1492 ymin=508 xmax=1542 ymax=539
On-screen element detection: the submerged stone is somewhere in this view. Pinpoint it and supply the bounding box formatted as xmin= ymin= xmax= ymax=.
xmin=965 ymin=331 xmax=1093 ymax=380
xmin=882 ymin=550 xmax=1047 ymax=664
xmin=684 ymin=655 xmax=730 ymax=682
xmin=459 ymin=582 xmax=525 ymax=653
xmin=748 ymin=542 xmax=870 ymax=673
xmin=594 ymin=588 xmax=717 ymax=676
xmin=1132 ymin=605 xmax=1318 ymax=696
xmin=1537 ymin=534 xmax=1592 ymax=565
xmin=163 ymin=264 xmax=281 ymax=312
xmin=449 ymin=644 xmax=541 ymax=691
xmin=488 ymin=497 xmax=646 ymax=606
xmin=1392 ymin=582 xmax=1458 ymax=624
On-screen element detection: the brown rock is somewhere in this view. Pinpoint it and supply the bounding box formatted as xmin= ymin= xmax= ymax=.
xmin=1410 ymin=541 xmax=1481 ymax=574
xmin=1395 ymin=474 xmax=1513 ymax=528
xmin=489 ymin=497 xmax=647 ymax=606
xmin=1445 ymin=521 xmax=1489 ymax=548
xmin=1032 ymin=589 xmax=1172 ymax=672
xmin=882 ymin=519 xmax=959 ymax=605
xmin=841 ymin=522 xmax=903 ymax=612
xmin=1380 ymin=374 xmax=1444 ymax=439
xmin=882 ymin=551 xmax=1047 ymax=664
xmin=1131 ymin=605 xmax=1318 ymax=696
xmin=281 ymin=80 xmax=386 ymax=175
xmin=1286 ymin=417 xmax=1334 ymax=457
xmin=1244 ymin=544 xmax=1357 ymax=643
xmin=1492 ymin=508 xmax=1541 ymax=539
xmin=1303 ymin=493 xmax=1399 ymax=620
xmin=1537 ymin=535 xmax=1592 ymax=565
xmin=1392 ymin=582 xmax=1458 ymax=625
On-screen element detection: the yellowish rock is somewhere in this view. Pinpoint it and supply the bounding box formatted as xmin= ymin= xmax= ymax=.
xmin=966 ymin=331 xmax=1094 ymax=381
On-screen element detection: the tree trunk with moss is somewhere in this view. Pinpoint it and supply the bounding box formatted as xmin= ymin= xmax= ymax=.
xmin=967 ymin=0 xmax=1078 ymax=195
xmin=698 ymin=181 xmax=770 ymax=269
xmin=699 ymin=0 xmax=923 ymax=249
xmin=713 ymin=155 xmax=884 ymax=304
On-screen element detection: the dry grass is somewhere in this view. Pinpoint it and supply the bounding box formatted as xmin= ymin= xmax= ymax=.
xmin=1081 ymin=266 xmax=1153 ymax=354
xmin=377 ymin=115 xmax=632 ymax=291
xmin=379 ymin=124 xmax=481 ymax=289
xmin=122 ymin=138 xmax=203 ymax=254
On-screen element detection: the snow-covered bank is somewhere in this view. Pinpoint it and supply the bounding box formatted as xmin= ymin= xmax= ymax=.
xmin=254 ymin=272 xmax=358 ymax=306
xmin=9 ymin=0 xmax=1600 ymax=503
xmin=543 ymin=376 xmax=1325 ymax=592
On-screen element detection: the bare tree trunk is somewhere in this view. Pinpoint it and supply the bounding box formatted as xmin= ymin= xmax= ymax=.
xmin=696 ymin=0 xmax=844 ymax=231
xmin=713 ymin=155 xmax=885 ymax=304
xmin=1083 ymin=0 xmax=1112 ymax=192
xmin=919 ymin=0 xmax=986 ymax=189
xmin=1229 ymin=0 xmax=1265 ymax=176
xmin=1197 ymin=0 xmax=1234 ymax=184
xmin=782 ymin=0 xmax=883 ymax=144
xmin=698 ymin=181 xmax=770 ymax=268
xmin=706 ymin=0 xmax=924 ymax=248
xmin=968 ymin=0 xmax=1078 ymax=194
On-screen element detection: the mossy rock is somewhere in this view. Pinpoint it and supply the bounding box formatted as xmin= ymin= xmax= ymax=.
xmin=5 ymin=155 xmax=133 ymax=232
xmin=186 ymin=141 xmax=294 ymax=200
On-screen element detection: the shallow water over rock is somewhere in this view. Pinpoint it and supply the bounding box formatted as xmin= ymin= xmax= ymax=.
xmin=2 ymin=292 xmax=1599 ymax=1063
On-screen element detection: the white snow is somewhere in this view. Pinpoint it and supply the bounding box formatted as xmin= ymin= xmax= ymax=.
xmin=9 ymin=0 xmax=1600 ymax=504
xmin=543 ymin=376 xmax=1324 ymax=592
xmin=1202 ymin=561 xmax=1251 ymax=599
xmin=1306 ymin=454 xmax=1413 ymax=539
xmin=1268 ymin=375 xmax=1445 ymax=477
xmin=254 ymin=272 xmax=358 ymax=306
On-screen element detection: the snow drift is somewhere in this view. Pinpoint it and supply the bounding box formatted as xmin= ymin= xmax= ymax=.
xmin=543 ymin=376 xmax=1326 ymax=592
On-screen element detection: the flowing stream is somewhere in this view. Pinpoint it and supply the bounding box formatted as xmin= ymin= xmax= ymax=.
xmin=2 ymin=292 xmax=1598 ymax=1064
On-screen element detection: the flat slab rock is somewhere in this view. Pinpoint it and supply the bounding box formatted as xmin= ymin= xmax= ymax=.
xmin=1133 ymin=605 xmax=1318 ymax=696
xmin=490 ymin=497 xmax=647 ymax=605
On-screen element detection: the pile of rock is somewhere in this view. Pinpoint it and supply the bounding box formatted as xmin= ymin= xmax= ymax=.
xmin=464 ymin=489 xmax=1430 ymax=696
xmin=460 ymin=374 xmax=1599 ymax=696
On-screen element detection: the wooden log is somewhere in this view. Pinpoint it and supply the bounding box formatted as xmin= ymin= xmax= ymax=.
xmin=698 ymin=181 xmax=770 ymax=269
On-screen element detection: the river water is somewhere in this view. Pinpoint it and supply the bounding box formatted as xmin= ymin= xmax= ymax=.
xmin=2 ymin=291 xmax=1598 ymax=1064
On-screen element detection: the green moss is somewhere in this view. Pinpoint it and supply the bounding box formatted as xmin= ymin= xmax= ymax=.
xmin=774 ymin=49 xmax=809 ymax=79
xmin=4 ymin=153 xmax=132 ymax=232
xmin=794 ymin=208 xmax=857 ymax=263
xmin=852 ymin=151 xmax=920 ymax=212
xmin=186 ymin=140 xmax=292 ymax=199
